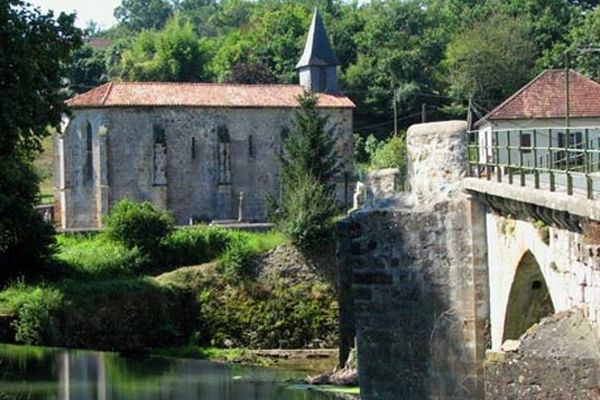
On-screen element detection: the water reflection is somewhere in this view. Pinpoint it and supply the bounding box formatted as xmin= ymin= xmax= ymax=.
xmin=0 ymin=344 xmax=348 ymax=400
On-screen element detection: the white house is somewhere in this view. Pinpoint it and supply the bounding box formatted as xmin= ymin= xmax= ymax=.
xmin=476 ymin=69 xmax=600 ymax=176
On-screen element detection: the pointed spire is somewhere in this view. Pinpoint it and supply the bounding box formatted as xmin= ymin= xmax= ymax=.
xmin=296 ymin=9 xmax=339 ymax=69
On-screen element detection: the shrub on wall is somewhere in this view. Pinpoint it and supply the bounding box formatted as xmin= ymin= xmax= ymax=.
xmin=196 ymin=277 xmax=338 ymax=349
xmin=104 ymin=199 xmax=174 ymax=255
xmin=276 ymin=173 xmax=337 ymax=250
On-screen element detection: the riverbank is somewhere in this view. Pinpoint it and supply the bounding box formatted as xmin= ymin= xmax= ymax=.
xmin=0 ymin=225 xmax=339 ymax=354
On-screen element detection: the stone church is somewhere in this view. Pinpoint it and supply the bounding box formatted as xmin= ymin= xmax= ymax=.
xmin=54 ymin=10 xmax=354 ymax=229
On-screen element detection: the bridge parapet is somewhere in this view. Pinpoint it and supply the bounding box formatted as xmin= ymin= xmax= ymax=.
xmin=468 ymin=127 xmax=600 ymax=199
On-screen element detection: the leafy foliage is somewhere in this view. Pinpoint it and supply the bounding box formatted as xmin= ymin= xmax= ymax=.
xmin=114 ymin=0 xmax=173 ymax=31
xmin=281 ymin=92 xmax=339 ymax=185
xmin=275 ymin=173 xmax=337 ymax=250
xmin=11 ymin=285 xmax=63 ymax=345
xmin=369 ymin=135 xmax=407 ymax=176
xmin=63 ymin=0 xmax=600 ymax=134
xmin=120 ymin=16 xmax=208 ymax=81
xmin=445 ymin=14 xmax=538 ymax=111
xmin=56 ymin=234 xmax=150 ymax=277
xmin=271 ymin=92 xmax=338 ymax=249
xmin=0 ymin=1 xmax=81 ymax=282
xmin=0 ymin=278 xmax=195 ymax=351
xmin=104 ymin=199 xmax=174 ymax=255
xmin=65 ymin=44 xmax=109 ymax=94
xmin=197 ymin=278 xmax=338 ymax=349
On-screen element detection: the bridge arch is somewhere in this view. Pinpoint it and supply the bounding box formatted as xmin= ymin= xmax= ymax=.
xmin=503 ymin=250 xmax=555 ymax=341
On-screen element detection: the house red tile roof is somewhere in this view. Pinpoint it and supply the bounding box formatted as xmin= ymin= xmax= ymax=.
xmin=88 ymin=38 xmax=112 ymax=50
xmin=478 ymin=69 xmax=600 ymax=125
xmin=66 ymin=82 xmax=355 ymax=109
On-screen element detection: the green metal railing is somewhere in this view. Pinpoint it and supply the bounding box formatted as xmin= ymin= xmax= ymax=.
xmin=467 ymin=127 xmax=600 ymax=199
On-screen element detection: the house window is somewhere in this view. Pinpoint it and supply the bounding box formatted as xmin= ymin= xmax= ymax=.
xmin=556 ymin=131 xmax=583 ymax=168
xmin=519 ymin=132 xmax=531 ymax=153
xmin=153 ymin=123 xmax=167 ymax=185
xmin=84 ymin=121 xmax=93 ymax=185
xmin=217 ymin=126 xmax=231 ymax=184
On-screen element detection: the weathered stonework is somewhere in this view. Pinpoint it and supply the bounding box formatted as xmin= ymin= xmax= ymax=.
xmin=365 ymin=168 xmax=402 ymax=204
xmin=56 ymin=107 xmax=353 ymax=228
xmin=485 ymin=309 xmax=600 ymax=399
xmin=338 ymin=121 xmax=489 ymax=399
xmin=481 ymin=210 xmax=600 ymax=351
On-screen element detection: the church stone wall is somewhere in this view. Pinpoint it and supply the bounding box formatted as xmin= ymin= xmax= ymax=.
xmin=56 ymin=106 xmax=353 ymax=228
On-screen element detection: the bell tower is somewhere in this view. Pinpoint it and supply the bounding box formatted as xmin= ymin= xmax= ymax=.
xmin=296 ymin=9 xmax=340 ymax=93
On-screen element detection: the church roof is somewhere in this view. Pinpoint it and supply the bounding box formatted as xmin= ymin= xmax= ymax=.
xmin=296 ymin=9 xmax=339 ymax=69
xmin=477 ymin=69 xmax=600 ymax=126
xmin=66 ymin=82 xmax=354 ymax=109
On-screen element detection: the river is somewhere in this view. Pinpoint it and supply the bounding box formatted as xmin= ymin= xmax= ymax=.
xmin=0 ymin=344 xmax=357 ymax=400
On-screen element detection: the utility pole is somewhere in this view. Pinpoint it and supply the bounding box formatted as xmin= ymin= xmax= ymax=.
xmin=564 ymin=48 xmax=600 ymax=130
xmin=467 ymin=96 xmax=473 ymax=131
xmin=393 ymin=87 xmax=398 ymax=136
xmin=421 ymin=103 xmax=427 ymax=123
xmin=565 ymin=49 xmax=570 ymax=129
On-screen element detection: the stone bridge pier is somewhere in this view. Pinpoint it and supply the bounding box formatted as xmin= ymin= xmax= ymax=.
xmin=339 ymin=120 xmax=600 ymax=399
xmin=338 ymin=121 xmax=490 ymax=399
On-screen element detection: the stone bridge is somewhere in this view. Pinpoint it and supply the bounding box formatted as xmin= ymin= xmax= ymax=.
xmin=338 ymin=121 xmax=600 ymax=399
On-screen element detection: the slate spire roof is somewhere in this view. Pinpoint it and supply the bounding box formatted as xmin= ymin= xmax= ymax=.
xmin=296 ymin=8 xmax=339 ymax=69
xmin=477 ymin=69 xmax=600 ymax=125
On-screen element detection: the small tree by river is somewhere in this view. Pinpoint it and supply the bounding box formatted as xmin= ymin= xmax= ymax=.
xmin=270 ymin=91 xmax=338 ymax=250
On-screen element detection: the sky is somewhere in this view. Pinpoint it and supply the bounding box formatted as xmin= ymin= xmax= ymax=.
xmin=28 ymin=0 xmax=121 ymax=29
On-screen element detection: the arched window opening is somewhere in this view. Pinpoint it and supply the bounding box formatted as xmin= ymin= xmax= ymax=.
xmin=153 ymin=123 xmax=167 ymax=186
xmin=217 ymin=125 xmax=231 ymax=184
xmin=84 ymin=121 xmax=93 ymax=185
xmin=248 ymin=135 xmax=255 ymax=159
xmin=503 ymin=251 xmax=555 ymax=341
xmin=319 ymin=67 xmax=327 ymax=91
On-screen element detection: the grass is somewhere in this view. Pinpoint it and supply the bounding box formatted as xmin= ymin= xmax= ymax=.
xmin=0 ymin=281 xmax=60 ymax=315
xmin=56 ymin=234 xmax=148 ymax=277
xmin=54 ymin=227 xmax=288 ymax=279
xmin=230 ymin=230 xmax=289 ymax=254
xmin=35 ymin=135 xmax=54 ymax=205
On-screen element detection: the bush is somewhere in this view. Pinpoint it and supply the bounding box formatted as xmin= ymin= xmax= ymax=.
xmin=197 ymin=278 xmax=338 ymax=349
xmin=370 ymin=134 xmax=407 ymax=174
xmin=0 ymin=157 xmax=55 ymax=283
xmin=104 ymin=199 xmax=174 ymax=255
xmin=162 ymin=226 xmax=231 ymax=267
xmin=217 ymin=238 xmax=255 ymax=279
xmin=0 ymin=278 xmax=196 ymax=351
xmin=0 ymin=282 xmax=63 ymax=346
xmin=276 ymin=174 xmax=337 ymax=250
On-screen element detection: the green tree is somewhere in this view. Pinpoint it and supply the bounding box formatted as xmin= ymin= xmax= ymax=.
xmin=210 ymin=3 xmax=310 ymax=83
xmin=65 ymin=45 xmax=108 ymax=94
xmin=344 ymin=0 xmax=450 ymax=125
xmin=104 ymin=199 xmax=174 ymax=256
xmin=444 ymin=14 xmax=537 ymax=111
xmin=114 ymin=0 xmax=173 ymax=31
xmin=281 ymin=92 xmax=338 ymax=185
xmin=120 ymin=16 xmax=208 ymax=81
xmin=0 ymin=0 xmax=82 ymax=281
xmin=272 ymin=92 xmax=338 ymax=249
xmin=555 ymin=7 xmax=600 ymax=82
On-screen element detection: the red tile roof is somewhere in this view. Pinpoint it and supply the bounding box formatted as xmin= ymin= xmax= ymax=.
xmin=478 ymin=69 xmax=600 ymax=125
xmin=66 ymin=82 xmax=355 ymax=109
